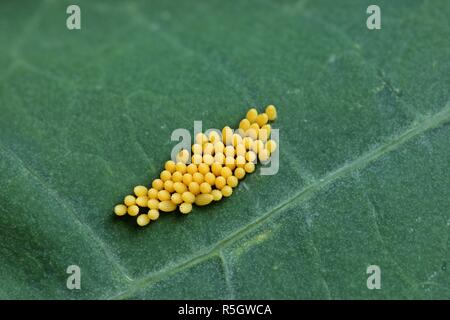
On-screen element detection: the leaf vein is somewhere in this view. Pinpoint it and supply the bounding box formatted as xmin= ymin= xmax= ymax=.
xmin=219 ymin=251 xmax=235 ymax=299
xmin=109 ymin=102 xmax=450 ymax=299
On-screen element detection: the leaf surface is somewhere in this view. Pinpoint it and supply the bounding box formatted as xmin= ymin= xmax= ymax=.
xmin=0 ymin=0 xmax=449 ymax=299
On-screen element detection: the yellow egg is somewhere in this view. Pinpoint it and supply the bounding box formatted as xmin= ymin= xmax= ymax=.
xmin=148 ymin=199 xmax=160 ymax=210
xmin=173 ymin=182 xmax=187 ymax=194
xmin=158 ymin=200 xmax=177 ymax=212
xmin=127 ymin=205 xmax=140 ymax=216
xmin=164 ymin=180 xmax=175 ymax=193
xmin=225 ymin=156 xmax=236 ymax=170
xmin=195 ymin=194 xmax=214 ymax=206
xmin=165 ymin=160 xmax=176 ymax=173
xmin=234 ymin=167 xmax=246 ymax=180
xmin=124 ymin=195 xmax=136 ymax=206
xmin=236 ymin=155 xmax=246 ymax=168
xmin=136 ymin=196 xmax=149 ymax=207
xmin=221 ymin=166 xmax=232 ymax=179
xmin=236 ymin=144 xmax=246 ymax=156
xmin=152 ymin=179 xmax=164 ymax=191
xmin=266 ymin=140 xmax=277 ymax=153
xmin=215 ymin=176 xmax=226 ymax=189
xmin=158 ymin=190 xmax=171 ymax=201
xmin=192 ymin=143 xmax=203 ymax=155
xmin=160 ymin=170 xmax=172 ymax=182
xmin=203 ymin=143 xmax=214 ymax=155
xmin=243 ymin=137 xmax=254 ymax=150
xmin=224 ymin=145 xmax=235 ymax=157
xmin=222 ymin=126 xmax=233 ymax=145
xmin=211 ymin=162 xmax=223 ymax=176
xmin=137 ymin=214 xmax=150 ymax=226
xmin=265 ymin=105 xmax=277 ymax=121
xmin=195 ymin=133 xmax=208 ymax=145
xmin=244 ymin=162 xmax=255 ymax=173
xmin=172 ymin=171 xmax=183 ymax=183
xmin=211 ymin=189 xmax=223 ymax=201
xmin=214 ymin=152 xmax=225 ymax=164
xmin=246 ymin=128 xmax=258 ymax=140
xmin=193 ymin=172 xmax=204 ymax=184
xmin=176 ymin=149 xmax=190 ymax=163
xmin=232 ymin=134 xmax=243 ymax=147
xmin=187 ymin=164 xmax=198 ymax=174
xmin=258 ymin=148 xmax=270 ymax=162
xmin=182 ymin=173 xmax=193 ymax=185
xmin=246 ymin=108 xmax=258 ymax=123
xmin=239 ymin=118 xmax=251 ymax=131
xmin=203 ymin=154 xmax=214 ymax=165
xmin=181 ymin=192 xmax=196 ymax=204
xmin=221 ymin=186 xmax=233 ymax=197
xmin=200 ymin=182 xmax=212 ymax=194
xmin=134 ymin=186 xmax=148 ymax=197
xmin=175 ymin=162 xmax=187 ymax=174
xmin=245 ymin=151 xmax=257 ymax=163
xmin=179 ymin=202 xmax=193 ymax=214
xmin=147 ymin=209 xmax=160 ymax=220
xmin=256 ymin=113 xmax=269 ymax=127
xmin=192 ymin=154 xmax=203 ymax=165
xmin=214 ymin=141 xmax=225 ymax=154
xmin=204 ymin=172 xmax=216 ymax=185
xmin=147 ymin=188 xmax=158 ymax=199
xmin=171 ymin=193 xmax=183 ymax=205
xmin=114 ymin=204 xmax=127 ymax=216
xmin=227 ymin=176 xmax=238 ymax=188
xmin=208 ymin=131 xmax=221 ymax=143
xmin=188 ymin=181 xmax=200 ymax=195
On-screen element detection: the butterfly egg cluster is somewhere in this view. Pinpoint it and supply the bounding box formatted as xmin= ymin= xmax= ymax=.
xmin=114 ymin=105 xmax=278 ymax=227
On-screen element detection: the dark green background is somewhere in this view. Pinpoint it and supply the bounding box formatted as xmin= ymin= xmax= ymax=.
xmin=0 ymin=0 xmax=449 ymax=299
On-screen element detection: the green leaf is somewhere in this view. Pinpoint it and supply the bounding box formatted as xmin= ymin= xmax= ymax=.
xmin=0 ymin=0 xmax=449 ymax=299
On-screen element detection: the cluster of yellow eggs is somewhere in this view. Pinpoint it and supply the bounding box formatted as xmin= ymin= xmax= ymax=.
xmin=114 ymin=105 xmax=278 ymax=226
